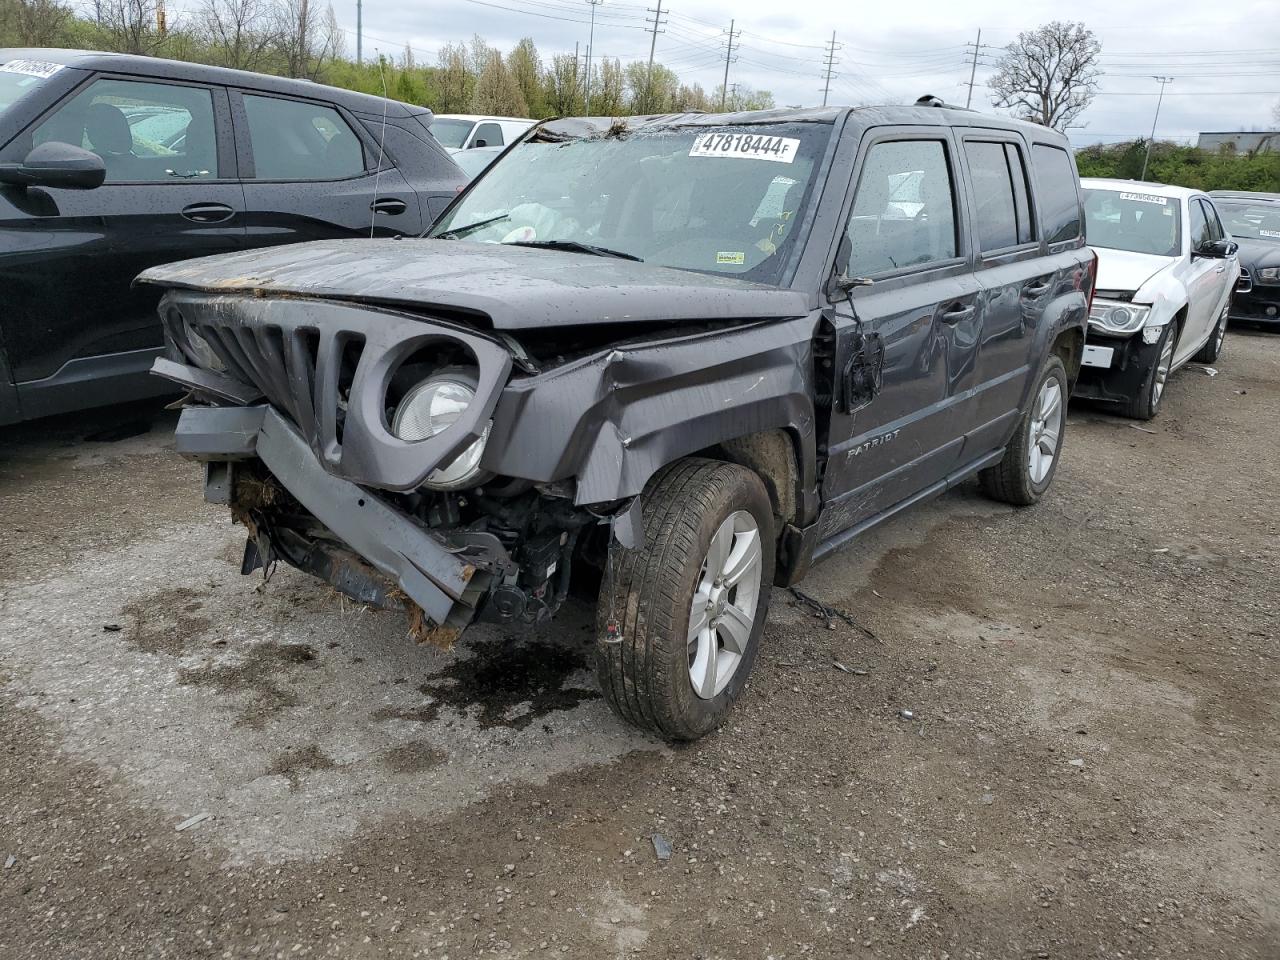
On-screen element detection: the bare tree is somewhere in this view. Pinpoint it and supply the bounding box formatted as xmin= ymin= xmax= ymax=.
xmin=272 ymin=0 xmax=340 ymax=79
xmin=195 ymin=0 xmax=277 ymax=71
xmin=3 ymin=0 xmax=72 ymax=45
xmin=435 ymin=42 xmax=474 ymax=113
xmin=97 ymin=0 xmax=166 ymax=54
xmin=990 ymin=21 xmax=1101 ymax=131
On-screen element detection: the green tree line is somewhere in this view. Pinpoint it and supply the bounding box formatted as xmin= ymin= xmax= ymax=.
xmin=1076 ymin=139 xmax=1280 ymax=192
xmin=0 ymin=0 xmax=775 ymax=117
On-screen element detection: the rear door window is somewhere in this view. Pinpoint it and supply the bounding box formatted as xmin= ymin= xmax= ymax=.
xmin=964 ymin=140 xmax=1033 ymax=252
xmin=9 ymin=76 xmax=219 ymax=182
xmin=242 ymin=94 xmax=365 ymax=180
xmin=1031 ymin=144 xmax=1082 ymax=243
xmin=845 ymin=139 xmax=959 ymax=277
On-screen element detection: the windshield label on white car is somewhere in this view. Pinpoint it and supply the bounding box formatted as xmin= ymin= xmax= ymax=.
xmin=1119 ymin=192 xmax=1167 ymax=205
xmin=0 ymin=59 xmax=65 ymax=79
xmin=689 ymin=133 xmax=800 ymax=163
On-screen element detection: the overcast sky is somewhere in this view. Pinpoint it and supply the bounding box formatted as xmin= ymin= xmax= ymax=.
xmin=193 ymin=0 xmax=1280 ymax=144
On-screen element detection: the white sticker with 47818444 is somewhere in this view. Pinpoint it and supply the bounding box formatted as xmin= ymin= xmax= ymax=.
xmin=689 ymin=132 xmax=800 ymax=163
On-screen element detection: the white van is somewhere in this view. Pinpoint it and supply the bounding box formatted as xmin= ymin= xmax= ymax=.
xmin=430 ymin=115 xmax=533 ymax=151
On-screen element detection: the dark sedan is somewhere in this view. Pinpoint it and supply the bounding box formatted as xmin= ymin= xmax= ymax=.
xmin=1210 ymin=190 xmax=1280 ymax=328
xmin=0 ymin=49 xmax=466 ymax=426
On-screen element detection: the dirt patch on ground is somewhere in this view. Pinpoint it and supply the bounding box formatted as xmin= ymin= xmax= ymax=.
xmin=119 ymin=586 xmax=212 ymax=656
xmin=177 ymin=642 xmax=317 ymax=728
xmin=267 ymin=743 xmax=338 ymax=789
xmin=380 ymin=741 xmax=447 ymax=774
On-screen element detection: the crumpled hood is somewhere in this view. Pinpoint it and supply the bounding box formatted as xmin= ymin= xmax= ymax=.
xmin=1092 ymin=247 xmax=1177 ymax=296
xmin=136 ymin=238 xmax=810 ymax=330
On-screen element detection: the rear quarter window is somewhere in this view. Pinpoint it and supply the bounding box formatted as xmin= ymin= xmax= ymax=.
xmin=1032 ymin=144 xmax=1083 ymax=244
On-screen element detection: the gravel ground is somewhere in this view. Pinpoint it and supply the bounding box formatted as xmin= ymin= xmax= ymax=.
xmin=1 ymin=329 xmax=1277 ymax=960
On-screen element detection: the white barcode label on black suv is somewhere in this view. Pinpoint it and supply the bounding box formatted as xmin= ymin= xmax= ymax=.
xmin=689 ymin=133 xmax=800 ymax=163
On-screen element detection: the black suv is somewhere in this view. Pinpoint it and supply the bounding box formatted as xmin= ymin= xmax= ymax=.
xmin=142 ymin=102 xmax=1093 ymax=740
xmin=0 ymin=49 xmax=465 ymax=426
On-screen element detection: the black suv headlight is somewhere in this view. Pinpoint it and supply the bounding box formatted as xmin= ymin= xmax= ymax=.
xmin=391 ymin=371 xmax=492 ymax=490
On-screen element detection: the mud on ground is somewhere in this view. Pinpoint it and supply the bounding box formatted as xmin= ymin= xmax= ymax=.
xmin=0 ymin=331 xmax=1276 ymax=959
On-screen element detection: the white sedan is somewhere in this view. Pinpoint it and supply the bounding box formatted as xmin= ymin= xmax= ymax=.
xmin=1075 ymin=178 xmax=1239 ymax=420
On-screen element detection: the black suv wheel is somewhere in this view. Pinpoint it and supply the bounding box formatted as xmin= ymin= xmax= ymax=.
xmin=595 ymin=458 xmax=775 ymax=741
xmin=980 ymin=355 xmax=1069 ymax=506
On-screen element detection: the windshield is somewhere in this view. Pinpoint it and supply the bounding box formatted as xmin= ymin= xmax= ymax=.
xmin=454 ymin=148 xmax=500 ymax=180
xmin=0 ymin=58 xmax=63 ymax=116
xmin=430 ymin=122 xmax=831 ymax=284
xmin=1214 ymin=200 xmax=1280 ymax=243
xmin=1084 ymin=188 xmax=1182 ymax=257
xmin=431 ymin=118 xmax=475 ymax=149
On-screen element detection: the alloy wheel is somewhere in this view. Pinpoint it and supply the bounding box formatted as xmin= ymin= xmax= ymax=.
xmin=687 ymin=510 xmax=763 ymax=700
xmin=1028 ymin=378 xmax=1063 ymax=485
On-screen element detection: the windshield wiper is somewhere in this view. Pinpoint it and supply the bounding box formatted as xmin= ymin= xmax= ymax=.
xmin=436 ymin=212 xmax=510 ymax=239
xmin=509 ymin=239 xmax=644 ymax=262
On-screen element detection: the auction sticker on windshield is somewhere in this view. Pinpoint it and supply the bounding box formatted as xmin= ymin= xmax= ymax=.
xmin=690 ymin=132 xmax=800 ymax=163
xmin=1119 ymin=192 xmax=1167 ymax=205
xmin=0 ymin=59 xmax=65 ymax=79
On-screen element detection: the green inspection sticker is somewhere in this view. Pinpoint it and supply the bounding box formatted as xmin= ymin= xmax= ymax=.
xmin=716 ymin=251 xmax=746 ymax=265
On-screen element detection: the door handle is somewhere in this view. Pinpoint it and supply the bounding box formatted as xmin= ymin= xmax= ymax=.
xmin=939 ymin=303 xmax=975 ymax=323
xmin=180 ymin=202 xmax=235 ymax=224
xmin=1022 ymin=279 xmax=1052 ymax=296
xmin=370 ymin=197 xmax=408 ymax=215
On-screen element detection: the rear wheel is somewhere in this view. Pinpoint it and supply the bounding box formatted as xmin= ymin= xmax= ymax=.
xmin=1194 ymin=304 xmax=1228 ymax=363
xmin=595 ymin=459 xmax=774 ymax=741
xmin=980 ymin=355 xmax=1068 ymax=506
xmin=1123 ymin=322 xmax=1176 ymax=421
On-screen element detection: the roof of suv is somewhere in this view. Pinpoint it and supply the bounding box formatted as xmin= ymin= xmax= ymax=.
xmin=1081 ymin=177 xmax=1204 ymax=200
xmin=1208 ymin=190 xmax=1280 ymax=202
xmin=0 ymin=48 xmax=430 ymax=119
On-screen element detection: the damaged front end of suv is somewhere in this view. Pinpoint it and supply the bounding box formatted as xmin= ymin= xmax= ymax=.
xmin=141 ymin=113 xmax=834 ymax=722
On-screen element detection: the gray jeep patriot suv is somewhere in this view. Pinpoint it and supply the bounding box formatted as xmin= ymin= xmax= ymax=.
xmin=142 ymin=100 xmax=1094 ymax=741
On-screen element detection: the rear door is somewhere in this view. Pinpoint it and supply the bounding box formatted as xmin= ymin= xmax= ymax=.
xmin=232 ymin=90 xmax=423 ymax=247
xmin=819 ymin=128 xmax=981 ymax=539
xmin=0 ymin=73 xmax=243 ymax=414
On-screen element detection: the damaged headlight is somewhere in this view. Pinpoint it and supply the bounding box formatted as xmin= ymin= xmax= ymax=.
xmin=392 ymin=372 xmax=491 ymax=490
xmin=1088 ymin=299 xmax=1151 ymax=335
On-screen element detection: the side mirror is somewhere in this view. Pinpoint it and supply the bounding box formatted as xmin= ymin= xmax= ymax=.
xmin=1197 ymin=238 xmax=1237 ymax=259
xmin=473 ymin=138 xmax=487 ymax=148
xmin=0 ymin=141 xmax=106 ymax=190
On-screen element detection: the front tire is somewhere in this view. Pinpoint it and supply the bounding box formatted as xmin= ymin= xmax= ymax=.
xmin=1123 ymin=322 xmax=1176 ymax=421
xmin=595 ymin=458 xmax=775 ymax=741
xmin=1194 ymin=304 xmax=1228 ymax=364
xmin=980 ymin=355 xmax=1068 ymax=506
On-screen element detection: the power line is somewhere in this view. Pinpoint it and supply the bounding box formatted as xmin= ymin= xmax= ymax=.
xmin=642 ymin=0 xmax=667 ymax=112
xmin=1141 ymin=76 xmax=1175 ymax=180
xmin=720 ymin=19 xmax=740 ymax=111
xmin=821 ymin=32 xmax=840 ymax=107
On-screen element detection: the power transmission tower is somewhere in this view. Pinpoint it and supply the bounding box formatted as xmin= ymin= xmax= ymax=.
xmin=584 ymin=0 xmax=603 ymax=114
xmin=643 ymin=0 xmax=667 ymax=114
xmin=820 ymin=31 xmax=840 ymax=107
xmin=1141 ymin=76 xmax=1174 ymax=180
xmin=356 ymin=0 xmax=363 ymax=65
xmin=963 ymin=29 xmax=993 ymax=108
xmin=720 ymin=19 xmax=740 ymax=111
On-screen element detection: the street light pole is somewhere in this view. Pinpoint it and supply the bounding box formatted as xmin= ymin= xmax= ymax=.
xmin=1141 ymin=76 xmax=1174 ymax=181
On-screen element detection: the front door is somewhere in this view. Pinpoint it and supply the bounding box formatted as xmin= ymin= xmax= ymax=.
xmin=0 ymin=74 xmax=244 ymax=414
xmin=233 ymin=91 xmax=423 ymax=247
xmin=1178 ymin=197 xmax=1222 ymax=364
xmin=820 ymin=131 xmax=981 ymax=540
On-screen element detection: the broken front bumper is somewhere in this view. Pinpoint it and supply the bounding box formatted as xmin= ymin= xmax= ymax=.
xmin=178 ymin=404 xmax=490 ymax=637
